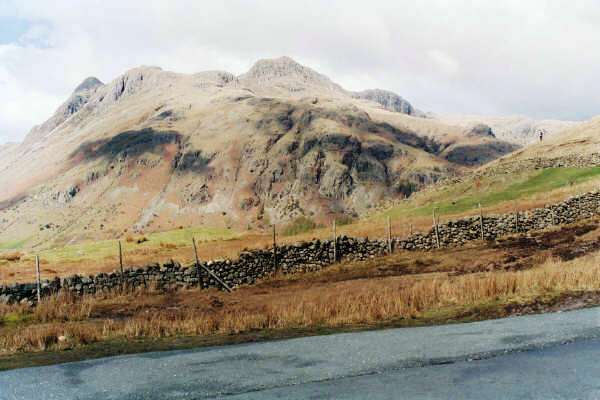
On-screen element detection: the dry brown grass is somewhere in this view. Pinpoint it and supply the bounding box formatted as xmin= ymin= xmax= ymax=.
xmin=3 ymin=248 xmax=600 ymax=355
xmin=0 ymin=322 xmax=102 ymax=353
xmin=31 ymin=293 xmax=94 ymax=323
xmin=0 ymin=252 xmax=23 ymax=262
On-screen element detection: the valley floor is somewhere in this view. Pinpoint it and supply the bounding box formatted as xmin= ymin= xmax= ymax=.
xmin=2 ymin=219 xmax=600 ymax=370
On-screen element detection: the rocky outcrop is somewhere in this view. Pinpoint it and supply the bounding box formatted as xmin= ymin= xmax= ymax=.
xmin=237 ymin=104 xmax=450 ymax=215
xmin=52 ymin=185 xmax=80 ymax=204
xmin=469 ymin=123 xmax=495 ymax=137
xmin=352 ymin=89 xmax=419 ymax=116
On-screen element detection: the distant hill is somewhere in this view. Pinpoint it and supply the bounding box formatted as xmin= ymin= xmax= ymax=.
xmin=438 ymin=114 xmax=580 ymax=145
xmin=496 ymin=117 xmax=600 ymax=162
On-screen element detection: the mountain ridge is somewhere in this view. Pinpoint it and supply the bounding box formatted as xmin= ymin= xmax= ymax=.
xmin=0 ymin=56 xmax=521 ymax=249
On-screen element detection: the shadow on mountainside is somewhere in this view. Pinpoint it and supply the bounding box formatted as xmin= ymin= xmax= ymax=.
xmin=70 ymin=128 xmax=183 ymax=162
xmin=444 ymin=142 xmax=521 ymax=166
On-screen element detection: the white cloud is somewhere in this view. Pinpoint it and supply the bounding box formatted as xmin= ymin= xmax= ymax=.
xmin=426 ymin=49 xmax=460 ymax=78
xmin=2 ymin=0 xmax=600 ymax=143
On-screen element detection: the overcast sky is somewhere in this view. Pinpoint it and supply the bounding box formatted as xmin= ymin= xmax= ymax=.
xmin=1 ymin=0 xmax=599 ymax=144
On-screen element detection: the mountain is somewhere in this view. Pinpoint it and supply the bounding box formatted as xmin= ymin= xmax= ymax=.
xmin=438 ymin=114 xmax=580 ymax=145
xmin=0 ymin=57 xmax=518 ymax=248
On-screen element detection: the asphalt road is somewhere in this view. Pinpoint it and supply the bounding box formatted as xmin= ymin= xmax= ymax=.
xmin=2 ymin=307 xmax=600 ymax=399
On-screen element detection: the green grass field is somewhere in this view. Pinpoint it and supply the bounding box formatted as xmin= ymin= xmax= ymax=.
xmin=0 ymin=239 xmax=28 ymax=251
xmin=32 ymin=226 xmax=238 ymax=264
xmin=381 ymin=167 xmax=600 ymax=219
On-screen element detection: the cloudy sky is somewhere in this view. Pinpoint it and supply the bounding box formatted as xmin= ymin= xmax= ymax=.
xmin=1 ymin=0 xmax=599 ymax=144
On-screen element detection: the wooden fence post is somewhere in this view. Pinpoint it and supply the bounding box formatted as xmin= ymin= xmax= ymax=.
xmin=191 ymin=237 xmax=232 ymax=292
xmin=200 ymin=262 xmax=232 ymax=292
xmin=479 ymin=203 xmax=484 ymax=241
xmin=272 ymin=224 xmax=278 ymax=273
xmin=192 ymin=237 xmax=231 ymax=292
xmin=192 ymin=237 xmax=202 ymax=287
xmin=432 ymin=208 xmax=440 ymax=249
xmin=387 ymin=216 xmax=393 ymax=254
xmin=332 ymin=219 xmax=337 ymax=262
xmin=35 ymin=255 xmax=41 ymax=303
xmin=409 ymin=223 xmax=413 ymax=237
xmin=118 ymin=241 xmax=124 ymax=291
xmin=515 ymin=205 xmax=519 ymax=232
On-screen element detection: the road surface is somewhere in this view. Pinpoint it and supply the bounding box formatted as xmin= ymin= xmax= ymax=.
xmin=2 ymin=307 xmax=600 ymax=399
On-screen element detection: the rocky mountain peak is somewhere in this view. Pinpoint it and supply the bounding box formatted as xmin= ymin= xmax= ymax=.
xmin=238 ymin=56 xmax=343 ymax=93
xmin=74 ymin=77 xmax=104 ymax=93
xmin=243 ymin=56 xmax=309 ymax=79
xmin=103 ymin=66 xmax=167 ymax=102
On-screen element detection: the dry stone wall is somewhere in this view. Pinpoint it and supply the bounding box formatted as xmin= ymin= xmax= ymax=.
xmin=3 ymin=190 xmax=600 ymax=305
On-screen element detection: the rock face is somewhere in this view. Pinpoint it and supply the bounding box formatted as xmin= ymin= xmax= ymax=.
xmin=469 ymin=123 xmax=495 ymax=137
xmin=4 ymin=189 xmax=600 ymax=305
xmin=352 ymin=89 xmax=419 ymax=116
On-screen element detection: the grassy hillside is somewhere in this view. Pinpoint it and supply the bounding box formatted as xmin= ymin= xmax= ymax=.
xmin=380 ymin=167 xmax=600 ymax=219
